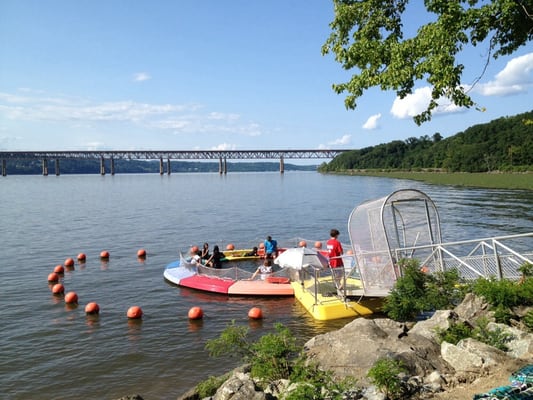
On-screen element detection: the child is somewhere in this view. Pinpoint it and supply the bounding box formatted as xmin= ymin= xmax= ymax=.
xmin=251 ymin=259 xmax=273 ymax=280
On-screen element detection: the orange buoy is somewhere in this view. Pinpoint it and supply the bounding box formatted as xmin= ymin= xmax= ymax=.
xmin=52 ymin=283 xmax=64 ymax=295
xmin=77 ymin=253 xmax=86 ymax=262
xmin=100 ymin=250 xmax=110 ymax=259
xmin=191 ymin=246 xmax=199 ymax=254
xmin=54 ymin=265 xmax=65 ymax=274
xmin=314 ymin=241 xmax=322 ymax=249
xmin=127 ymin=306 xmax=143 ymax=319
xmin=298 ymin=240 xmax=307 ymax=247
xmin=85 ymin=302 xmax=100 ymax=315
xmin=188 ymin=306 xmax=203 ymax=320
xmin=259 ymin=242 xmax=265 ymax=248
xmin=47 ymin=272 xmax=59 ymax=283
xmin=346 ymin=249 xmax=354 ymax=255
xmin=64 ymin=258 xmax=75 ymax=267
xmin=226 ymin=243 xmax=235 ymax=250
xmin=248 ymin=307 xmax=263 ymax=320
xmin=137 ymin=249 xmax=147 ymax=258
xmin=65 ymin=291 xmax=78 ymax=304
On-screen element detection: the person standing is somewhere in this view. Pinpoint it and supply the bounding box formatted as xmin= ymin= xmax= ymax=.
xmin=264 ymin=235 xmax=278 ymax=259
xmin=326 ymin=229 xmax=344 ymax=268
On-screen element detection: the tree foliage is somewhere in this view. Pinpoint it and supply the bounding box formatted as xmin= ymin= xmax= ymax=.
xmin=319 ymin=110 xmax=533 ymax=172
xmin=323 ymin=0 xmax=533 ymax=124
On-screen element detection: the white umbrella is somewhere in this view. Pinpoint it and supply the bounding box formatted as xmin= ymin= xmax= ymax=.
xmin=274 ymin=247 xmax=329 ymax=270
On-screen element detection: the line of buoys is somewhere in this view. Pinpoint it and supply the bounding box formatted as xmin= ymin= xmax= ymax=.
xmin=64 ymin=258 xmax=75 ymax=267
xmin=65 ymin=291 xmax=78 ymax=304
xmin=127 ymin=306 xmax=143 ymax=319
xmin=85 ymin=302 xmax=100 ymax=315
xmin=100 ymin=250 xmax=110 ymax=260
xmin=188 ymin=306 xmax=203 ymax=320
xmin=248 ymin=307 xmax=263 ymax=320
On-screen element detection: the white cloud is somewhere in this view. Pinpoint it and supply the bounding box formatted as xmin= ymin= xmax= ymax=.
xmin=0 ymin=90 xmax=261 ymax=137
xmin=390 ymin=87 xmax=463 ymax=119
xmin=211 ymin=143 xmax=237 ymax=150
xmin=475 ymin=52 xmax=533 ymax=96
xmin=362 ymin=113 xmax=381 ymax=130
xmin=329 ymin=134 xmax=351 ymax=146
xmin=133 ymin=72 xmax=151 ymax=82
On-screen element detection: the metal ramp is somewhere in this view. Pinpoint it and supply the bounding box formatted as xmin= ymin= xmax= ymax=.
xmin=347 ymin=189 xmax=532 ymax=297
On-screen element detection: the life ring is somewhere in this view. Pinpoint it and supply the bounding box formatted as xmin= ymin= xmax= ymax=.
xmin=266 ymin=276 xmax=290 ymax=284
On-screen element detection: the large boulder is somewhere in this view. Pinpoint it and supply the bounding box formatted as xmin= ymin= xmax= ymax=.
xmin=304 ymin=317 xmax=450 ymax=386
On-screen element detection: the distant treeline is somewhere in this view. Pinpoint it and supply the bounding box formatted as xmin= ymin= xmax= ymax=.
xmin=319 ymin=110 xmax=533 ymax=173
xmin=4 ymin=159 xmax=317 ymax=175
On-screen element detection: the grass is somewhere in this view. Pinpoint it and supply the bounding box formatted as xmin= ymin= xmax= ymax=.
xmin=339 ymin=170 xmax=533 ymax=190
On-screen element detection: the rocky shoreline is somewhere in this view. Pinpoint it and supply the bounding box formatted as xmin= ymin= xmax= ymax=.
xmin=116 ymin=294 xmax=533 ymax=400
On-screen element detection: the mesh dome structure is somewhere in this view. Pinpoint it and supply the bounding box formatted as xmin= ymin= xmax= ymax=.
xmin=347 ymin=189 xmax=442 ymax=296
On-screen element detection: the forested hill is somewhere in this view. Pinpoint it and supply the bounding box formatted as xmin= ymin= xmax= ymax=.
xmin=319 ymin=110 xmax=533 ymax=173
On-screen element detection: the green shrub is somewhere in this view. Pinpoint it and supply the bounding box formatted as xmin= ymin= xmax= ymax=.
xmin=523 ymin=309 xmax=533 ymax=332
xmin=196 ymin=374 xmax=228 ymax=398
xmin=383 ymin=259 xmax=464 ymax=321
xmin=435 ymin=321 xmax=473 ymax=344
xmin=471 ymin=278 xmax=519 ymax=308
xmin=367 ymin=358 xmax=407 ymax=399
xmin=472 ymin=317 xmax=515 ymax=352
xmin=205 ymin=320 xmax=252 ymax=359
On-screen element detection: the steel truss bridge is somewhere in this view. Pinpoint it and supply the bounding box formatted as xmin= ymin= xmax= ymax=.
xmin=0 ymin=149 xmax=347 ymax=176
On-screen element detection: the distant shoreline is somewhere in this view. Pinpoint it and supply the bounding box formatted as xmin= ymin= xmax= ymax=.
xmin=327 ymin=170 xmax=533 ymax=190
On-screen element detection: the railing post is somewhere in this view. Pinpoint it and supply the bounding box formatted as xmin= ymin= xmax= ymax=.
xmin=219 ymin=157 xmax=223 ymax=174
xmin=223 ymin=157 xmax=227 ymax=174
xmin=493 ymin=239 xmax=503 ymax=280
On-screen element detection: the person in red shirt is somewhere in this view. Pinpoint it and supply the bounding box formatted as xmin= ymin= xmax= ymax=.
xmin=326 ymin=228 xmax=344 ymax=268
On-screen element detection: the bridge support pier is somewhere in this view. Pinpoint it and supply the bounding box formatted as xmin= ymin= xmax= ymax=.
xmin=42 ymin=159 xmax=48 ymax=176
xmin=110 ymin=157 xmax=115 ymax=175
xmin=167 ymin=158 xmax=171 ymax=175
xmin=100 ymin=157 xmax=105 ymax=175
xmin=219 ymin=157 xmax=223 ymax=174
xmin=2 ymin=159 xmax=6 ymax=176
xmin=280 ymin=156 xmax=284 ymax=174
xmin=55 ymin=159 xmax=60 ymax=176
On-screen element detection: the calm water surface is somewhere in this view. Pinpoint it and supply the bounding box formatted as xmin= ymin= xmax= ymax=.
xmin=1 ymin=172 xmax=531 ymax=399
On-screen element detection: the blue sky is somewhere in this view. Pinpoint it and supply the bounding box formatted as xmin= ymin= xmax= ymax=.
xmin=1 ymin=1 xmax=532 ymax=153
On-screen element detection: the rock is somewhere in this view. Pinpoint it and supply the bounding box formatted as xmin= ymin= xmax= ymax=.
xmin=409 ymin=310 xmax=458 ymax=341
xmin=454 ymin=292 xmax=494 ymax=322
xmin=112 ymin=396 xmax=144 ymax=400
xmin=212 ymin=371 xmax=269 ymax=400
xmin=488 ymin=322 xmax=533 ymax=359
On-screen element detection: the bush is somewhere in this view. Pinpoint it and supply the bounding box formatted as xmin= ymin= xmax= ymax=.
xmin=367 ymin=358 xmax=407 ymax=399
xmin=523 ymin=309 xmax=533 ymax=332
xmin=196 ymin=374 xmax=228 ymax=398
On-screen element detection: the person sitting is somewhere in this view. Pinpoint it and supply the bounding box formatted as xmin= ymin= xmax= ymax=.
xmin=264 ymin=235 xmax=278 ymax=259
xmin=188 ymin=248 xmax=201 ymax=265
xmin=250 ymin=260 xmax=273 ymax=280
xmin=244 ymin=246 xmax=258 ymax=257
xmin=206 ymin=245 xmax=225 ymax=268
xmin=201 ymin=242 xmax=210 ymax=261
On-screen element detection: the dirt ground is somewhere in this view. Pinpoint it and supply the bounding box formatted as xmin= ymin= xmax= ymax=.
xmin=430 ymin=359 xmax=531 ymax=399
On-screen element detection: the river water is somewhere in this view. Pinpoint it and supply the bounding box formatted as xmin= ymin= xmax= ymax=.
xmin=1 ymin=172 xmax=531 ymax=399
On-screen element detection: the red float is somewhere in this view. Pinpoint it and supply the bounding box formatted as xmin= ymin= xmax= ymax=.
xmin=54 ymin=265 xmax=65 ymax=274
xmin=52 ymin=283 xmax=64 ymax=295
xmin=77 ymin=253 xmax=86 ymax=262
xmin=298 ymin=240 xmax=307 ymax=247
xmin=248 ymin=307 xmax=263 ymax=319
xmin=65 ymin=291 xmax=78 ymax=304
xmin=226 ymin=243 xmax=235 ymax=250
xmin=100 ymin=250 xmax=110 ymax=259
xmin=137 ymin=249 xmax=147 ymax=258
xmin=85 ymin=302 xmax=100 ymax=315
xmin=188 ymin=306 xmax=203 ymax=320
xmin=47 ymin=272 xmax=59 ymax=283
xmin=127 ymin=306 xmax=143 ymax=319
xmin=64 ymin=258 xmax=75 ymax=267
xmin=314 ymin=241 xmax=323 ymax=249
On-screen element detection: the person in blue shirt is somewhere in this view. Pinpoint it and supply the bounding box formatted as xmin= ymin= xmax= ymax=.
xmin=264 ymin=235 xmax=278 ymax=259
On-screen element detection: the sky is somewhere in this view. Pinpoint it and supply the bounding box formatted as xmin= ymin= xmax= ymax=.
xmin=0 ymin=1 xmax=532 ymax=154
